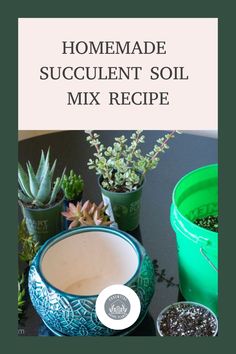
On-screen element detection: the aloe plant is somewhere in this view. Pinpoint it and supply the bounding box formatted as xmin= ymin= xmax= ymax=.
xmin=18 ymin=148 xmax=65 ymax=208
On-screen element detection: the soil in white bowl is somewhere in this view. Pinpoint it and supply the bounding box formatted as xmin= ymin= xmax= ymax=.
xmin=41 ymin=231 xmax=139 ymax=296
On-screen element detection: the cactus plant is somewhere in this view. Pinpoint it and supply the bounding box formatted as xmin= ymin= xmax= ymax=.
xmin=62 ymin=200 xmax=112 ymax=229
xmin=18 ymin=148 xmax=65 ymax=208
xmin=62 ymin=169 xmax=84 ymax=201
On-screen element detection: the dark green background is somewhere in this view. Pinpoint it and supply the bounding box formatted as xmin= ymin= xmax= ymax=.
xmin=1 ymin=0 xmax=234 ymax=352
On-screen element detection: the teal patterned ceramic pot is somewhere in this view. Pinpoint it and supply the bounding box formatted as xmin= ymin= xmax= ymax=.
xmin=28 ymin=226 xmax=155 ymax=336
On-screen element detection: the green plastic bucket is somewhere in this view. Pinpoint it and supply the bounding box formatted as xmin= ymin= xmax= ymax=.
xmin=170 ymin=164 xmax=218 ymax=314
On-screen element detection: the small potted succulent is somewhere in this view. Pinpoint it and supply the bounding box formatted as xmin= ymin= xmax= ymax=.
xmin=62 ymin=169 xmax=84 ymax=204
xmin=18 ymin=148 xmax=65 ymax=244
xmin=61 ymin=169 xmax=84 ymax=228
xmin=156 ymin=301 xmax=218 ymax=337
xmin=62 ymin=200 xmax=113 ymax=229
xmin=86 ymin=130 xmax=180 ymax=231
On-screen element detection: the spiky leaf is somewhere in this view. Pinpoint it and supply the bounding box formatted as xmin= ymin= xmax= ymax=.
xmin=49 ymin=168 xmax=66 ymax=204
xmin=48 ymin=177 xmax=60 ymax=204
xmin=18 ymin=189 xmax=32 ymax=204
xmin=18 ymin=163 xmax=33 ymax=198
xmin=50 ymin=159 xmax=57 ymax=180
xmin=35 ymin=163 xmax=51 ymax=204
xmin=36 ymin=150 xmax=46 ymax=183
xmin=27 ymin=162 xmax=39 ymax=198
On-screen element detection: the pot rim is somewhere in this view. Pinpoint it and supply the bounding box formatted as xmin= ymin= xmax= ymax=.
xmin=171 ymin=164 xmax=218 ymax=236
xmin=98 ymin=175 xmax=145 ymax=195
xmin=156 ymin=301 xmax=218 ymax=337
xmin=19 ymin=189 xmax=65 ymax=212
xmin=33 ymin=225 xmax=142 ymax=299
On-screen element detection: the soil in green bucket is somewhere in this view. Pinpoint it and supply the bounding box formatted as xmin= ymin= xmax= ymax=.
xmin=170 ymin=164 xmax=218 ymax=315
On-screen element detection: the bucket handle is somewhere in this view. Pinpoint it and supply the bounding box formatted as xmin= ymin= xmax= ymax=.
xmin=171 ymin=206 xmax=209 ymax=246
xmin=200 ymin=247 xmax=218 ymax=272
xmin=171 ymin=206 xmax=218 ymax=272
xmin=173 ymin=219 xmax=218 ymax=272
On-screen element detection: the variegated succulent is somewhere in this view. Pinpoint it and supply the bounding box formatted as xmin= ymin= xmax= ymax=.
xmin=62 ymin=200 xmax=112 ymax=229
xmin=86 ymin=130 xmax=181 ymax=192
xmin=18 ymin=148 xmax=65 ymax=208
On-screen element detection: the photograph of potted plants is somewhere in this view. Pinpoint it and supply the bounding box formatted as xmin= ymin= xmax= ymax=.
xmin=18 ymin=130 xmax=218 ymax=336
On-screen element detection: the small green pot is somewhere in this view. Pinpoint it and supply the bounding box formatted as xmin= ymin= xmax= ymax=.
xmin=20 ymin=196 xmax=65 ymax=245
xmin=99 ymin=177 xmax=144 ymax=231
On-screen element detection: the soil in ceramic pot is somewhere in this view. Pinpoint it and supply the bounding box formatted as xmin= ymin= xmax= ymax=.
xmin=194 ymin=215 xmax=218 ymax=232
xmin=159 ymin=303 xmax=217 ymax=336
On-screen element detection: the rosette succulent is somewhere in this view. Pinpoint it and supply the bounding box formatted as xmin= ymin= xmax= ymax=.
xmin=62 ymin=200 xmax=112 ymax=228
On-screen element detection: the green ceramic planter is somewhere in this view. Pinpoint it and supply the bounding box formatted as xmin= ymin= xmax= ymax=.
xmin=99 ymin=177 xmax=144 ymax=231
xmin=20 ymin=195 xmax=65 ymax=245
xmin=28 ymin=226 xmax=155 ymax=336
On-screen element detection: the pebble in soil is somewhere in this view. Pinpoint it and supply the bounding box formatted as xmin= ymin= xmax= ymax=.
xmin=194 ymin=215 xmax=218 ymax=232
xmin=159 ymin=303 xmax=217 ymax=336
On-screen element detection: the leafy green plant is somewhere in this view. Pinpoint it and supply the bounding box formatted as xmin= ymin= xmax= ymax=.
xmin=86 ymin=130 xmax=181 ymax=192
xmin=19 ymin=219 xmax=40 ymax=264
xmin=62 ymin=169 xmax=84 ymax=200
xmin=62 ymin=200 xmax=112 ymax=228
xmin=18 ymin=273 xmax=25 ymax=320
xmin=18 ymin=148 xmax=65 ymax=208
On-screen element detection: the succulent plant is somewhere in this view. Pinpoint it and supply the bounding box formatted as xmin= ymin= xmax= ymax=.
xmin=62 ymin=200 xmax=112 ymax=229
xmin=86 ymin=130 xmax=181 ymax=192
xmin=18 ymin=148 xmax=65 ymax=208
xmin=19 ymin=219 xmax=40 ymax=264
xmin=18 ymin=273 xmax=25 ymax=320
xmin=62 ymin=169 xmax=84 ymax=200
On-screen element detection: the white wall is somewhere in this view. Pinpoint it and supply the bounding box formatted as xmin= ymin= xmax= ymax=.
xmin=18 ymin=131 xmax=59 ymax=141
xmin=18 ymin=130 xmax=217 ymax=141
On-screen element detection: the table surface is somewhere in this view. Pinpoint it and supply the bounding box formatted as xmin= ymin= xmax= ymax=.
xmin=18 ymin=130 xmax=217 ymax=336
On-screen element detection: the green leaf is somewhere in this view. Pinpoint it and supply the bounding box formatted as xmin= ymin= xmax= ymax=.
xmin=18 ymin=163 xmax=33 ymax=198
xmin=36 ymin=150 xmax=46 ymax=183
xmin=27 ymin=162 xmax=39 ymax=198
xmin=18 ymin=189 xmax=32 ymax=204
xmin=48 ymin=177 xmax=60 ymax=204
xmin=45 ymin=147 xmax=50 ymax=166
xmin=50 ymin=159 xmax=57 ymax=180
xmin=49 ymin=166 xmax=65 ymax=205
xmin=35 ymin=163 xmax=51 ymax=203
